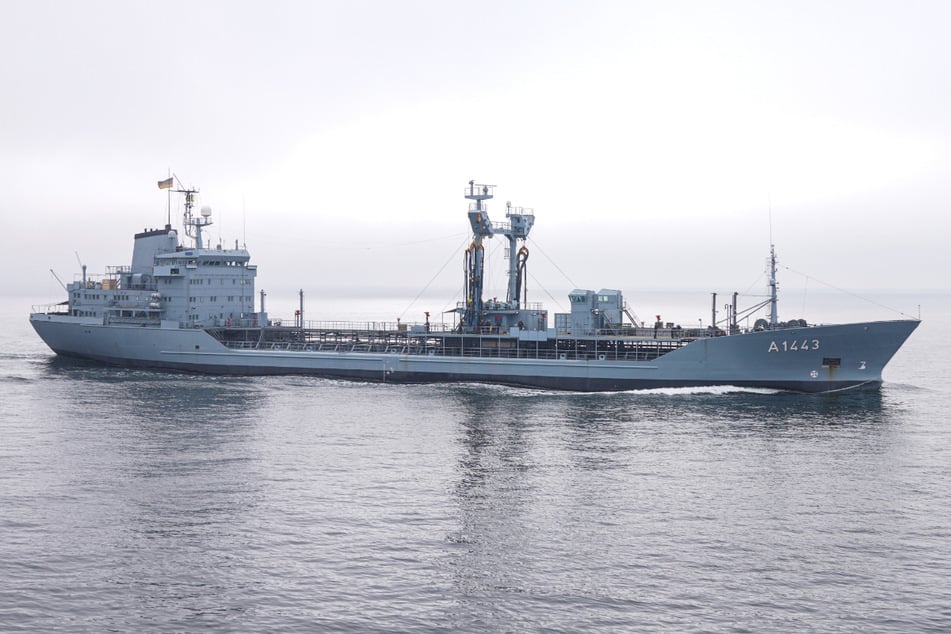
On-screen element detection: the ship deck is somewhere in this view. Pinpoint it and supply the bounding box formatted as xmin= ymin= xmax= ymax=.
xmin=208 ymin=325 xmax=698 ymax=362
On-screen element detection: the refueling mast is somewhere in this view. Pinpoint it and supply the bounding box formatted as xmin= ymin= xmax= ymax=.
xmin=460 ymin=181 xmax=539 ymax=334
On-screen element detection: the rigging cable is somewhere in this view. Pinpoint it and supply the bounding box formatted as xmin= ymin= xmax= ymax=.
xmin=526 ymin=270 xmax=567 ymax=314
xmin=527 ymin=237 xmax=577 ymax=290
xmin=398 ymin=234 xmax=471 ymax=321
xmin=781 ymin=264 xmax=919 ymax=320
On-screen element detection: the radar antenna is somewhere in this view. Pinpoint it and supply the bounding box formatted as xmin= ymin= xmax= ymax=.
xmin=176 ymin=186 xmax=212 ymax=249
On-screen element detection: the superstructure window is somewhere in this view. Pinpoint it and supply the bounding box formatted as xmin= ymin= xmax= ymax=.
xmin=822 ymin=358 xmax=841 ymax=367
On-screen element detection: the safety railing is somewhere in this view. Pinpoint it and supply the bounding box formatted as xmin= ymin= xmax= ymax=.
xmin=217 ymin=337 xmax=688 ymax=361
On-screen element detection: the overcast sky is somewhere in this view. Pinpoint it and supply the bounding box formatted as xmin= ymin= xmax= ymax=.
xmin=3 ymin=0 xmax=948 ymax=321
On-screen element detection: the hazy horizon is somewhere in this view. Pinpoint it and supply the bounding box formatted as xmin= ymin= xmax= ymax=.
xmin=4 ymin=1 xmax=949 ymax=309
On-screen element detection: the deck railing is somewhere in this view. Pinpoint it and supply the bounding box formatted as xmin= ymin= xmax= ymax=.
xmin=217 ymin=337 xmax=687 ymax=362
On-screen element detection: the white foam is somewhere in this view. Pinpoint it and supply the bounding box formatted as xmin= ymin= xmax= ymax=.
xmin=440 ymin=382 xmax=782 ymax=398
xmin=621 ymin=385 xmax=782 ymax=396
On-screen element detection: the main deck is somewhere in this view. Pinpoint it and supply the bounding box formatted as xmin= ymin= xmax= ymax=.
xmin=207 ymin=322 xmax=724 ymax=362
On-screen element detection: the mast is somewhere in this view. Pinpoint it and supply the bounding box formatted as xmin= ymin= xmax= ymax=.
xmin=503 ymin=201 xmax=534 ymax=305
xmin=176 ymin=186 xmax=212 ymax=249
xmin=768 ymin=244 xmax=779 ymax=327
xmin=463 ymin=181 xmax=493 ymax=333
xmin=504 ymin=202 xmax=519 ymax=303
xmin=461 ymin=181 xmax=535 ymax=334
xmin=732 ymin=291 xmax=738 ymax=334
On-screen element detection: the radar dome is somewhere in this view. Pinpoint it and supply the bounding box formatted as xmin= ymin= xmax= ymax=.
xmin=200 ymin=205 xmax=212 ymax=217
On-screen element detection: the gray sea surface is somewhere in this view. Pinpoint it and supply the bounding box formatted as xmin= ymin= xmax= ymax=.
xmin=2 ymin=293 xmax=950 ymax=632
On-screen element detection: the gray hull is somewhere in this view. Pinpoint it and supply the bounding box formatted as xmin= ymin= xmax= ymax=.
xmin=29 ymin=314 xmax=919 ymax=393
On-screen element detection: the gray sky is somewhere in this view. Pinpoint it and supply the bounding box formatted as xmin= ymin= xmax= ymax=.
xmin=3 ymin=1 xmax=949 ymax=319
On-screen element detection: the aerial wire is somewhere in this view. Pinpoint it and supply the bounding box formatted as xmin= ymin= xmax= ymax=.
xmin=781 ymin=264 xmax=918 ymax=319
xmin=399 ymin=234 xmax=471 ymax=321
xmin=527 ymin=237 xmax=577 ymax=289
xmin=527 ymin=269 xmax=567 ymax=313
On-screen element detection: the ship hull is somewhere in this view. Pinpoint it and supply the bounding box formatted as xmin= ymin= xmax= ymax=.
xmin=29 ymin=314 xmax=919 ymax=393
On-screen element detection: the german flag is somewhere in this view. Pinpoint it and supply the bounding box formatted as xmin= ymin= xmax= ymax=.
xmin=157 ymin=177 xmax=174 ymax=189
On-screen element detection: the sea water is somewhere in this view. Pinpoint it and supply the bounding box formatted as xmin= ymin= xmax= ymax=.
xmin=2 ymin=293 xmax=950 ymax=632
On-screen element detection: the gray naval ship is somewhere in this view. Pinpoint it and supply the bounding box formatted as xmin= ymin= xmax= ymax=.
xmin=30 ymin=180 xmax=919 ymax=392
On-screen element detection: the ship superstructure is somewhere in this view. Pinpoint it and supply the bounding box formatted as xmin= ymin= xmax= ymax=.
xmin=30 ymin=180 xmax=919 ymax=392
xmin=58 ymin=186 xmax=262 ymax=330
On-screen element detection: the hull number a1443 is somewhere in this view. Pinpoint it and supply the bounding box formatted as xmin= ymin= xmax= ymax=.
xmin=768 ymin=339 xmax=820 ymax=352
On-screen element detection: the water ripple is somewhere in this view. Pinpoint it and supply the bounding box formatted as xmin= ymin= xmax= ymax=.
xmin=2 ymin=309 xmax=950 ymax=631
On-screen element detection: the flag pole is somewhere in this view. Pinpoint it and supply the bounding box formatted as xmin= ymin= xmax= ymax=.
xmin=166 ymin=169 xmax=171 ymax=227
